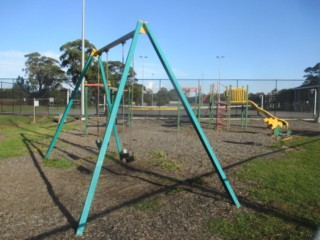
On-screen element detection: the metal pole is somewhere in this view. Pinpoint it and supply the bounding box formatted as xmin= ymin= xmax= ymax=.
xmin=1 ymin=82 xmax=2 ymax=113
xmin=145 ymin=23 xmax=240 ymax=207
xmin=33 ymin=98 xmax=36 ymax=123
xmin=216 ymin=56 xmax=224 ymax=102
xmin=313 ymin=90 xmax=317 ymax=118
xmin=274 ymin=80 xmax=277 ymax=116
xmin=80 ymin=0 xmax=85 ymax=119
xmin=140 ymin=56 xmax=147 ymax=105
xmin=76 ymin=21 xmax=144 ymax=236
xmin=177 ymin=98 xmax=181 ymax=131
xmin=84 ymin=84 xmax=88 ymax=136
xmin=12 ymin=79 xmax=14 ymax=114
xmin=20 ymin=83 xmax=22 ymax=114
xmin=316 ymin=76 xmax=320 ymax=123
xmin=45 ymin=54 xmax=94 ymax=159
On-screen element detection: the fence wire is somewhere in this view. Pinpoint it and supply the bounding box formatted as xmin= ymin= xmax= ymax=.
xmin=0 ymin=78 xmax=316 ymax=120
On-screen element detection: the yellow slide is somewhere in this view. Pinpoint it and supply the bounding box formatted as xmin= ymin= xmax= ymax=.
xmin=227 ymin=88 xmax=288 ymax=130
xmin=247 ymin=100 xmax=289 ymax=130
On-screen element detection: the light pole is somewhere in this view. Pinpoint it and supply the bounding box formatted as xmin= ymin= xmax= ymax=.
xmin=216 ymin=56 xmax=224 ymax=101
xmin=140 ymin=56 xmax=147 ymax=105
xmin=216 ymin=56 xmax=224 ymax=81
xmin=80 ymin=0 xmax=85 ymax=119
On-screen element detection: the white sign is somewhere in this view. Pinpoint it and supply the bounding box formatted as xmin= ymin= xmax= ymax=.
xmin=49 ymin=97 xmax=54 ymax=103
xmin=34 ymin=100 xmax=39 ymax=107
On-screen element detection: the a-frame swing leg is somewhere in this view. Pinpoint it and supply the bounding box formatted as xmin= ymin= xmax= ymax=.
xmin=45 ymin=54 xmax=94 ymax=159
xmin=98 ymin=57 xmax=122 ymax=152
xmin=143 ymin=22 xmax=240 ymax=207
xmin=45 ymin=53 xmax=123 ymax=159
xmin=75 ymin=21 xmax=143 ymax=236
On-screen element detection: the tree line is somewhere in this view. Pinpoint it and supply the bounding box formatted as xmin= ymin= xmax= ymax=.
xmin=16 ymin=39 xmax=320 ymax=108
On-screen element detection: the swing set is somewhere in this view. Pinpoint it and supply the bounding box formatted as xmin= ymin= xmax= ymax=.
xmin=44 ymin=21 xmax=240 ymax=236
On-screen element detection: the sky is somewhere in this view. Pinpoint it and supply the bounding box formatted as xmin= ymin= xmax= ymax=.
xmin=0 ymin=0 xmax=319 ymax=93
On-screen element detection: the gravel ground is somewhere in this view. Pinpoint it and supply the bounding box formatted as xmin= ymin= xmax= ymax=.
xmin=0 ymin=118 xmax=319 ymax=239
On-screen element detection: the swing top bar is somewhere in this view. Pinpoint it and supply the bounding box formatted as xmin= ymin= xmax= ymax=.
xmin=95 ymin=21 xmax=147 ymax=56
xmin=97 ymin=30 xmax=135 ymax=55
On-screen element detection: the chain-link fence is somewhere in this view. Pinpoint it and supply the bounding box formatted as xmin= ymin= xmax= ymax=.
xmin=0 ymin=79 xmax=80 ymax=116
xmin=0 ymin=78 xmax=317 ymax=120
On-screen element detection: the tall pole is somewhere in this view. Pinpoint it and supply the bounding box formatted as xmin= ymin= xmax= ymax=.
xmin=140 ymin=56 xmax=147 ymax=105
xmin=80 ymin=0 xmax=85 ymax=119
xmin=216 ymin=56 xmax=224 ymax=101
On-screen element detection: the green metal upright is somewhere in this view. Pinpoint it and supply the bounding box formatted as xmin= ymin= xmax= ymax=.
xmin=144 ymin=22 xmax=240 ymax=208
xmin=45 ymin=54 xmax=94 ymax=159
xmin=84 ymin=84 xmax=88 ymax=136
xmin=127 ymin=88 xmax=132 ymax=127
xmin=98 ymin=57 xmax=122 ymax=152
xmin=76 ymin=21 xmax=144 ymax=236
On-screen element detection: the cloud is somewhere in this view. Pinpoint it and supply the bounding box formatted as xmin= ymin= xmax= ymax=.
xmin=42 ymin=51 xmax=60 ymax=60
xmin=0 ymin=51 xmax=26 ymax=78
xmin=0 ymin=50 xmax=60 ymax=78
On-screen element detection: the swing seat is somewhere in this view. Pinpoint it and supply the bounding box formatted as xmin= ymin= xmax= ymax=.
xmin=119 ymin=148 xmax=134 ymax=163
xmin=95 ymin=139 xmax=109 ymax=149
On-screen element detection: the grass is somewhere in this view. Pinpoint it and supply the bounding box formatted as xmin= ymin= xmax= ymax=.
xmin=131 ymin=197 xmax=162 ymax=212
xmin=42 ymin=158 xmax=75 ymax=169
xmin=208 ymin=135 xmax=320 ymax=239
xmin=149 ymin=150 xmax=180 ymax=171
xmin=208 ymin=212 xmax=309 ymax=240
xmin=0 ymin=115 xmax=79 ymax=159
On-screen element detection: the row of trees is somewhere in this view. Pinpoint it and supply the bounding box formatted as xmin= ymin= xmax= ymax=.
xmin=19 ymin=39 xmax=319 ymax=107
xmin=20 ymin=39 xmax=138 ymax=99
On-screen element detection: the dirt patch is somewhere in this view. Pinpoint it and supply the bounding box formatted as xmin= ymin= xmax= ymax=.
xmin=0 ymin=118 xmax=319 ymax=239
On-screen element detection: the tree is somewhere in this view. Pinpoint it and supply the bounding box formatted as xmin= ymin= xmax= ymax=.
xmin=302 ymin=63 xmax=320 ymax=86
xmin=60 ymin=40 xmax=137 ymax=89
xmin=60 ymin=39 xmax=97 ymax=85
xmin=168 ymin=89 xmax=178 ymax=101
xmin=23 ymin=52 xmax=66 ymax=94
xmin=107 ymin=60 xmax=137 ymax=88
xmin=156 ymin=87 xmax=170 ymax=106
xmin=13 ymin=76 xmax=30 ymax=98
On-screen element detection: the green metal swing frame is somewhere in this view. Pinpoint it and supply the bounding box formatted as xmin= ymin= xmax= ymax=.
xmin=44 ymin=21 xmax=240 ymax=236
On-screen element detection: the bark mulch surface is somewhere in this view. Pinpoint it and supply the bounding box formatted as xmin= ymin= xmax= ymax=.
xmin=0 ymin=118 xmax=318 ymax=239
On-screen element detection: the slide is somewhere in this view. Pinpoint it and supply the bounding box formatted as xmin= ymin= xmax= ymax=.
xmin=247 ymin=100 xmax=289 ymax=130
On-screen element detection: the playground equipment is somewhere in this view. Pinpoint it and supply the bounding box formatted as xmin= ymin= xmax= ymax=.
xmin=226 ymin=87 xmax=291 ymax=138
xmin=204 ymin=84 xmax=231 ymax=130
xmin=44 ymin=21 xmax=240 ymax=236
xmin=216 ymin=85 xmax=231 ymax=130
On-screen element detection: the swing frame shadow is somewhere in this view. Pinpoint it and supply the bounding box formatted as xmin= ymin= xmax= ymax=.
xmin=44 ymin=20 xmax=240 ymax=236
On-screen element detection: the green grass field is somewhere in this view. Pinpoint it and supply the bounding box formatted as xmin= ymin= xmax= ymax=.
xmin=208 ymin=135 xmax=320 ymax=239
xmin=0 ymin=115 xmax=79 ymax=158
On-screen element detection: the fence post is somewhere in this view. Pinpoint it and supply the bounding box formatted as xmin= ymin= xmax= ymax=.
xmin=1 ymin=82 xmax=2 ymax=113
xmin=316 ymin=77 xmax=320 ymax=123
xmin=12 ymin=79 xmax=14 ymax=114
xmin=33 ymin=98 xmax=36 ymax=123
xmin=19 ymin=83 xmax=22 ymax=114
xmin=273 ymin=79 xmax=278 ymax=116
